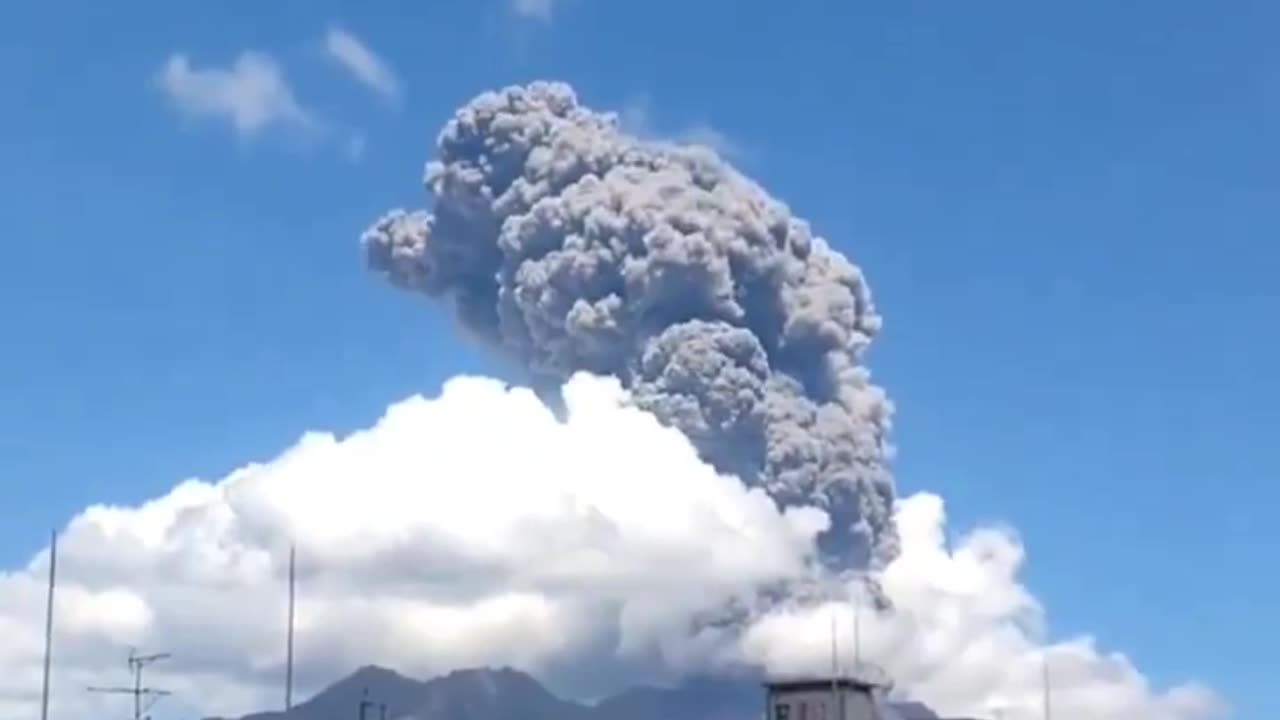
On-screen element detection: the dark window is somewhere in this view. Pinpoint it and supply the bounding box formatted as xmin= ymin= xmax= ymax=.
xmin=775 ymin=703 xmax=791 ymax=720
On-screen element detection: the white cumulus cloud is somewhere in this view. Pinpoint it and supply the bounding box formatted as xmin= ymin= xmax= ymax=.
xmin=0 ymin=374 xmax=1223 ymax=720
xmin=324 ymin=27 xmax=401 ymax=102
xmin=156 ymin=51 xmax=314 ymax=137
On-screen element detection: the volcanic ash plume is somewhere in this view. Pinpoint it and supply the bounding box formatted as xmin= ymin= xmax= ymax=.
xmin=361 ymin=81 xmax=897 ymax=569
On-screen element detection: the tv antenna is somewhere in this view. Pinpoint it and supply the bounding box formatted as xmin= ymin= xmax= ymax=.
xmin=87 ymin=648 xmax=172 ymax=720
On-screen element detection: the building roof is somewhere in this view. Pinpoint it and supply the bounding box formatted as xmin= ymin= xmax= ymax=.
xmin=762 ymin=675 xmax=882 ymax=693
xmin=764 ymin=662 xmax=893 ymax=693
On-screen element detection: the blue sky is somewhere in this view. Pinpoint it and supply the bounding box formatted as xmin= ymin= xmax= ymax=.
xmin=1 ymin=0 xmax=1275 ymax=716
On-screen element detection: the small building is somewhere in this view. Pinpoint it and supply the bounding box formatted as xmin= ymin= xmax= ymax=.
xmin=763 ymin=674 xmax=887 ymax=720
xmin=764 ymin=671 xmax=984 ymax=720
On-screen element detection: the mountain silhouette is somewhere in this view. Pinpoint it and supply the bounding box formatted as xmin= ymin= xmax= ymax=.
xmin=206 ymin=665 xmax=959 ymax=720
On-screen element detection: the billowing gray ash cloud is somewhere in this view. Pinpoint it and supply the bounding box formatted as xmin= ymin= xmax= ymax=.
xmin=361 ymin=81 xmax=898 ymax=569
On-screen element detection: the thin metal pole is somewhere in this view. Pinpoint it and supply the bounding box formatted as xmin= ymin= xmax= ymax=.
xmin=286 ymin=544 xmax=296 ymax=711
xmin=853 ymin=592 xmax=861 ymax=668
xmin=829 ymin=610 xmax=839 ymax=719
xmin=829 ymin=611 xmax=839 ymax=675
xmin=1042 ymin=655 xmax=1052 ymax=720
xmin=133 ymin=654 xmax=142 ymax=720
xmin=40 ymin=529 xmax=57 ymax=720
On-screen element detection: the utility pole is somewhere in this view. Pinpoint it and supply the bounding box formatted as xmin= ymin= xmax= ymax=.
xmin=286 ymin=544 xmax=296 ymax=712
xmin=88 ymin=648 xmax=172 ymax=720
xmin=39 ymin=529 xmax=57 ymax=720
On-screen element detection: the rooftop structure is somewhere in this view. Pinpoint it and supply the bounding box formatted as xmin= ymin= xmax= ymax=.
xmin=763 ymin=671 xmax=986 ymax=720
xmin=763 ymin=671 xmax=889 ymax=720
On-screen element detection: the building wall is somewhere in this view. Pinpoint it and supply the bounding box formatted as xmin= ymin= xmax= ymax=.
xmin=766 ymin=686 xmax=880 ymax=720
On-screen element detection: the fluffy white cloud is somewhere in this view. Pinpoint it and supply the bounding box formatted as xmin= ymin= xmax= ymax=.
xmin=738 ymin=497 xmax=1224 ymax=720
xmin=324 ymin=27 xmax=401 ymax=102
xmin=0 ymin=374 xmax=1222 ymax=720
xmin=156 ymin=51 xmax=314 ymax=137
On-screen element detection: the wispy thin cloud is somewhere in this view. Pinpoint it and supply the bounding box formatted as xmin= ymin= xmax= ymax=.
xmin=678 ymin=124 xmax=737 ymax=157
xmin=324 ymin=27 xmax=400 ymax=102
xmin=619 ymin=94 xmax=742 ymax=160
xmin=346 ymin=132 xmax=368 ymax=163
xmin=156 ymin=51 xmax=314 ymax=137
xmin=511 ymin=0 xmax=557 ymax=22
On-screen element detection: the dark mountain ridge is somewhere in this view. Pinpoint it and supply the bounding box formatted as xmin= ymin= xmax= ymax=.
xmin=209 ymin=665 xmax=952 ymax=720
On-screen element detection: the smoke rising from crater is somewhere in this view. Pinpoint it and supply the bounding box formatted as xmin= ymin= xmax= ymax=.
xmin=361 ymin=81 xmax=897 ymax=568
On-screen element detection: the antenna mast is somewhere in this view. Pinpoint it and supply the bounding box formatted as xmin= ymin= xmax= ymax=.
xmin=39 ymin=529 xmax=57 ymax=720
xmin=87 ymin=648 xmax=172 ymax=720
xmin=830 ymin=610 xmax=839 ymax=676
xmin=829 ymin=600 xmax=846 ymax=720
xmin=285 ymin=544 xmax=296 ymax=711
xmin=1042 ymin=654 xmax=1052 ymax=720
xmin=852 ymin=577 xmax=862 ymax=669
